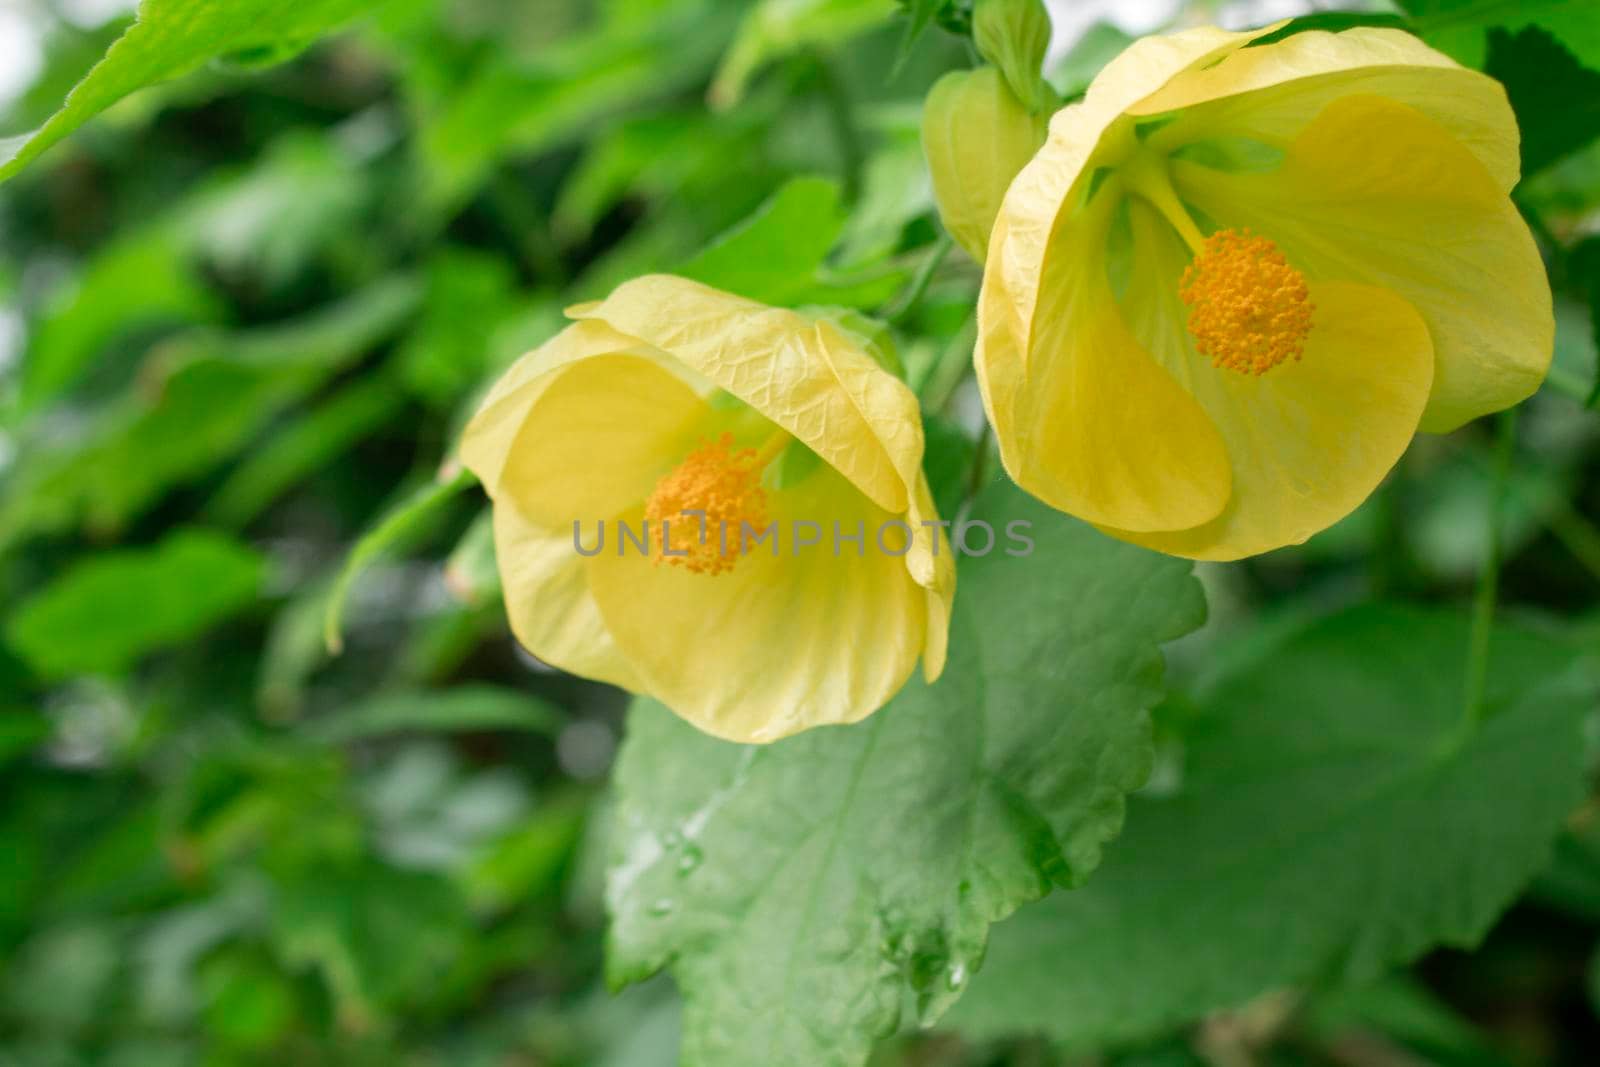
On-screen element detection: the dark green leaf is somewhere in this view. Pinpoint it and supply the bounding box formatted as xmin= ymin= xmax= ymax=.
xmin=1486 ymin=26 xmax=1600 ymax=176
xmin=676 ymin=176 xmax=905 ymax=307
xmin=949 ymin=604 xmax=1592 ymax=1046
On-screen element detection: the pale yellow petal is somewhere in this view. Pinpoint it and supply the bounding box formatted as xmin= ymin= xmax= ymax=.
xmin=571 ymin=275 xmax=914 ymax=514
xmin=978 ymin=190 xmax=1232 ymax=532
xmin=985 ymin=24 xmax=1275 ymax=350
xmin=1108 ymin=202 xmax=1434 ymax=559
xmin=493 ymin=500 xmax=641 ymax=691
xmin=585 ymin=465 xmax=929 ymax=743
xmin=459 ymin=319 xmax=664 ymax=495
xmin=905 ymin=471 xmax=954 ymax=681
xmin=1175 ymin=93 xmax=1550 ymax=432
xmin=496 ymin=353 xmax=712 ymax=529
xmin=1139 ymin=28 xmax=1520 ymax=191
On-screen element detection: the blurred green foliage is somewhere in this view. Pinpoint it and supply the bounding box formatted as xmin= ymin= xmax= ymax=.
xmin=3 ymin=0 xmax=1600 ymax=1065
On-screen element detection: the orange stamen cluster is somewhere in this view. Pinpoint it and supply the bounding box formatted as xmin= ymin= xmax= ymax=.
xmin=1179 ymin=228 xmax=1313 ymax=375
xmin=644 ymin=432 xmax=770 ymax=576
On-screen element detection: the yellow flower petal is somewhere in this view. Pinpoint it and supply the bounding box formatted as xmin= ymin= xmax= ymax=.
xmin=1138 ymin=28 xmax=1521 ymax=192
xmin=1174 ymin=93 xmax=1551 ymax=432
xmin=987 ymin=24 xmax=1272 ymax=299
xmin=458 ymin=319 xmax=659 ymax=496
xmin=1106 ymin=201 xmax=1434 ymax=559
xmin=906 ymin=471 xmax=954 ymax=681
xmin=584 ymin=463 xmax=930 ymax=742
xmin=495 ymin=353 xmax=711 ymax=529
xmin=571 ymin=275 xmax=915 ymax=514
xmin=492 ymin=500 xmax=643 ymax=690
xmin=978 ymin=189 xmax=1232 ymax=532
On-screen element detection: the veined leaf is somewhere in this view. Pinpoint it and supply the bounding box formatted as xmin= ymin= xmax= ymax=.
xmin=0 ymin=0 xmax=390 ymax=184
xmin=948 ymin=604 xmax=1593 ymax=1046
xmin=606 ymin=482 xmax=1205 ymax=1067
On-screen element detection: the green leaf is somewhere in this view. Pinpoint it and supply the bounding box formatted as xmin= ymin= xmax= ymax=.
xmin=1396 ymin=0 xmax=1600 ymax=71
xmin=0 ymin=277 xmax=421 ymax=547
xmin=181 ymin=131 xmax=372 ymax=288
xmin=0 ymin=0 xmax=390 ymax=184
xmin=19 ymin=225 xmax=222 ymax=414
xmin=1485 ymin=25 xmax=1600 ymax=176
xmin=305 ymin=686 xmax=562 ymax=743
xmin=409 ymin=3 xmax=736 ymax=212
xmin=6 ymin=529 xmax=265 ymax=680
xmin=397 ymin=249 xmax=519 ymax=408
xmin=206 ymin=374 xmax=406 ymax=529
xmin=948 ymin=604 xmax=1592 ymax=1046
xmin=711 ymin=0 xmax=898 ymax=109
xmin=676 ymin=177 xmax=905 ymax=308
xmin=606 ymin=482 xmax=1205 ymax=1067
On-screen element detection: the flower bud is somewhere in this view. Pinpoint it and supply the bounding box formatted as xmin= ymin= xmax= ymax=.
xmin=920 ymin=66 xmax=1048 ymax=263
xmin=972 ymin=0 xmax=1054 ymax=113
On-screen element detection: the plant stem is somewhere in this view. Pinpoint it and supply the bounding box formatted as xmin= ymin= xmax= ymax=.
xmin=917 ymin=309 xmax=976 ymax=413
xmin=1461 ymin=407 xmax=1519 ymax=732
xmin=967 ymin=420 xmax=992 ymax=504
xmin=888 ymin=234 xmax=954 ymax=323
xmin=1542 ymin=365 xmax=1594 ymax=406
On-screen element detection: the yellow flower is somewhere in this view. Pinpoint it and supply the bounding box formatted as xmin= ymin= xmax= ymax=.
xmin=458 ymin=275 xmax=954 ymax=743
xmin=976 ymin=25 xmax=1552 ymax=560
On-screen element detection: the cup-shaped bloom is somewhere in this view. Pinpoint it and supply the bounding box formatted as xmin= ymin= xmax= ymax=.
xmin=976 ymin=25 xmax=1552 ymax=560
xmin=458 ymin=275 xmax=954 ymax=743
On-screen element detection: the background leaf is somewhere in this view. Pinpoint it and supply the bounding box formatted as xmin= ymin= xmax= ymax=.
xmin=6 ymin=529 xmax=265 ymax=680
xmin=0 ymin=0 xmax=390 ymax=183
xmin=947 ymin=605 xmax=1594 ymax=1046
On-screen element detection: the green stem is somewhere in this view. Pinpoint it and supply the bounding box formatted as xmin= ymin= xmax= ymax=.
xmin=917 ymin=310 xmax=977 ymax=413
xmin=1543 ymin=365 xmax=1595 ymax=407
xmin=888 ymin=234 xmax=954 ymax=323
xmin=1461 ymin=407 xmax=1518 ymax=733
xmin=967 ymin=420 xmax=992 ymax=504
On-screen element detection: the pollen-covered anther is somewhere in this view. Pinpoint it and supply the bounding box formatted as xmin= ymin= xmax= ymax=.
xmin=1179 ymin=228 xmax=1314 ymax=375
xmin=644 ymin=432 xmax=770 ymax=576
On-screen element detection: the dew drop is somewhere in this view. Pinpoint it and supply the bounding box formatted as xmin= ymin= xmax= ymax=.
xmin=676 ymin=843 xmax=704 ymax=876
xmin=648 ymin=897 xmax=675 ymax=917
xmin=947 ymin=962 xmax=967 ymax=991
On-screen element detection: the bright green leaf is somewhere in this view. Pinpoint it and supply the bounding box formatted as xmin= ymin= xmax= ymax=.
xmin=606 ymin=482 xmax=1204 ymax=1067
xmin=676 ymin=176 xmax=905 ymax=307
xmin=949 ymin=604 xmax=1592 ymax=1046
xmin=398 ymin=250 xmax=519 ymax=408
xmin=0 ymin=0 xmax=390 ymax=184
xmin=6 ymin=529 xmax=265 ymax=680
